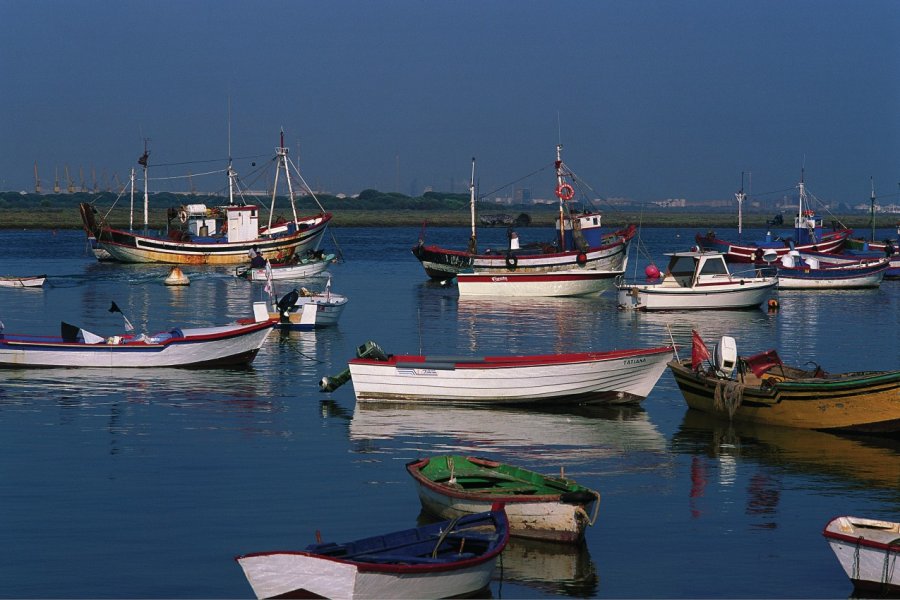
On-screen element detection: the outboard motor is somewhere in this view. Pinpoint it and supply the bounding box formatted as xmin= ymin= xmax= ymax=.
xmin=714 ymin=336 xmax=737 ymax=377
xmin=276 ymin=289 xmax=300 ymax=318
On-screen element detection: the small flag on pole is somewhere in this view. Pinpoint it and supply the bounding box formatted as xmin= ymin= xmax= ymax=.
xmin=264 ymin=260 xmax=274 ymax=298
xmin=691 ymin=329 xmax=710 ymax=371
xmin=109 ymin=301 xmax=135 ymax=332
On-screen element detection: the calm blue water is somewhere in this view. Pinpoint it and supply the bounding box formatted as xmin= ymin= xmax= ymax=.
xmin=1 ymin=225 xmax=898 ymax=599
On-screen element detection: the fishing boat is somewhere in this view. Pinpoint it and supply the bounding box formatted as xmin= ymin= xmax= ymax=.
xmin=329 ymin=340 xmax=673 ymax=405
xmin=616 ymin=251 xmax=776 ymax=310
xmin=407 ymin=455 xmax=600 ymax=543
xmin=235 ymin=506 xmax=508 ymax=600
xmin=775 ymin=251 xmax=888 ymax=289
xmin=235 ymin=251 xmax=335 ymax=281
xmin=0 ymin=303 xmax=275 ymax=368
xmin=267 ymin=279 xmax=348 ymax=330
xmin=668 ymin=332 xmax=900 ymax=433
xmin=412 ymin=149 xmax=635 ymax=284
xmin=823 ymin=516 xmax=900 ymax=594
xmin=695 ymin=175 xmax=852 ymax=262
xmin=0 ymin=274 xmax=46 ymax=288
xmin=79 ymin=132 xmax=331 ymax=265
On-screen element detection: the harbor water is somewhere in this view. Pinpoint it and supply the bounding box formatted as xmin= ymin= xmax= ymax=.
xmin=1 ymin=225 xmax=898 ymax=598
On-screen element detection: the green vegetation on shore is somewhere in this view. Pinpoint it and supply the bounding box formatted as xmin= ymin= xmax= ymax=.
xmin=0 ymin=190 xmax=892 ymax=230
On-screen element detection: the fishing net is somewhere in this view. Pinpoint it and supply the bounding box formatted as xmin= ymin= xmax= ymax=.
xmin=713 ymin=379 xmax=744 ymax=419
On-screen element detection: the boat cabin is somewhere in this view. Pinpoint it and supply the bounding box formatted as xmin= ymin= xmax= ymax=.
xmin=656 ymin=251 xmax=733 ymax=288
xmin=555 ymin=211 xmax=604 ymax=251
xmin=178 ymin=203 xmax=261 ymax=243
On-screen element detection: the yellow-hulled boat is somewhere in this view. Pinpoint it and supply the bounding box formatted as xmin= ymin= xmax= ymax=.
xmin=668 ymin=336 xmax=900 ymax=433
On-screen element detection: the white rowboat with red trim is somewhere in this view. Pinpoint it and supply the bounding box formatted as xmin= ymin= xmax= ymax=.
xmin=0 ymin=306 xmax=275 ymax=368
xmin=0 ymin=274 xmax=46 ymax=288
xmin=823 ymin=516 xmax=900 ymax=594
xmin=345 ymin=342 xmax=674 ymax=405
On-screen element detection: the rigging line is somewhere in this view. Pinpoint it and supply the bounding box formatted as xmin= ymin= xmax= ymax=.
xmin=149 ymin=168 xmax=227 ymax=181
xmin=151 ymin=153 xmax=269 ymax=168
xmin=478 ymin=162 xmax=554 ymax=200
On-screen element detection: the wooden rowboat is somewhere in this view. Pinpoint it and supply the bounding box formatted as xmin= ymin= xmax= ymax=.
xmin=823 ymin=516 xmax=900 ymax=594
xmin=235 ymin=252 xmax=335 ymax=281
xmin=0 ymin=274 xmax=46 ymax=288
xmin=235 ymin=506 xmax=508 ymax=600
xmin=407 ymin=455 xmax=600 ymax=543
xmin=343 ymin=341 xmax=674 ymax=405
xmin=668 ymin=334 xmax=900 ymax=433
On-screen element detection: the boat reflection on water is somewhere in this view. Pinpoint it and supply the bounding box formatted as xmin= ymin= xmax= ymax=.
xmin=454 ymin=295 xmax=610 ymax=354
xmin=617 ymin=307 xmax=775 ymax=355
xmin=415 ymin=510 xmax=600 ymax=597
xmin=498 ymin=537 xmax=599 ymax=597
xmin=673 ymin=409 xmax=900 ymax=495
xmin=349 ymin=402 xmax=667 ymax=466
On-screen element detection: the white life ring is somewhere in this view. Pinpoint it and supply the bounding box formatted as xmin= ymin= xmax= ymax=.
xmin=178 ymin=209 xmax=188 ymax=224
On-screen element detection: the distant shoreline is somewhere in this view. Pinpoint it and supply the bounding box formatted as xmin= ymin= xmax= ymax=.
xmin=0 ymin=206 xmax=894 ymax=231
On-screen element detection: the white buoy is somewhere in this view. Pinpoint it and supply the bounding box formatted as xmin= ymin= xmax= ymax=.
xmin=164 ymin=266 xmax=190 ymax=286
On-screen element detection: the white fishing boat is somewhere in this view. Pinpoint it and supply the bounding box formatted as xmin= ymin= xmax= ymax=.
xmin=0 ymin=303 xmax=275 ymax=368
xmin=267 ymin=276 xmax=348 ymax=330
xmin=235 ymin=251 xmax=335 ymax=281
xmin=235 ymin=507 xmax=508 ymax=600
xmin=616 ymin=251 xmax=776 ymax=310
xmin=79 ymin=132 xmax=331 ymax=265
xmin=0 ymin=274 xmax=46 ymax=288
xmin=334 ymin=341 xmax=673 ymax=405
xmin=775 ymin=251 xmax=888 ymax=289
xmin=413 ymin=148 xmax=635 ymax=286
xmin=823 ymin=516 xmax=900 ymax=594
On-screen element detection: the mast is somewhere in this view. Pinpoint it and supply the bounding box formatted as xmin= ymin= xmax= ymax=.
xmin=736 ymin=172 xmax=746 ymax=238
xmin=227 ymin=97 xmax=235 ymax=205
xmin=271 ymin=129 xmax=300 ymax=229
xmin=138 ymin=140 xmax=150 ymax=232
xmin=555 ymin=144 xmax=566 ymax=250
xmin=129 ymin=167 xmax=136 ymax=230
xmin=869 ymin=177 xmax=876 ymax=242
xmin=468 ymin=157 xmax=476 ymax=252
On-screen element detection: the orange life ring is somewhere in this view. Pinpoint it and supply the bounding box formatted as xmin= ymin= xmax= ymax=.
xmin=556 ymin=183 xmax=575 ymax=201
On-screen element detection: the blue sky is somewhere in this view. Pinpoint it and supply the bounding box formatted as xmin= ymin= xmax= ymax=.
xmin=1 ymin=0 xmax=897 ymax=205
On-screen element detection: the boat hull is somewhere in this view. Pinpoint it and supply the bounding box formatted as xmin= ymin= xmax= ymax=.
xmin=407 ymin=456 xmax=600 ymax=543
xmin=413 ymin=224 xmax=635 ymax=280
xmin=270 ymin=295 xmax=348 ymax=330
xmin=776 ymin=260 xmax=888 ymax=289
xmin=695 ymin=229 xmax=850 ymax=262
xmin=616 ymin=279 xmax=776 ymax=310
xmin=236 ymin=552 xmax=496 ymax=600
xmin=236 ymin=509 xmax=507 ymax=600
xmin=823 ymin=516 xmax=900 ymax=594
xmin=348 ymin=346 xmax=674 ymax=405
xmin=668 ymin=359 xmax=900 ymax=432
xmin=0 ymin=321 xmax=275 ymax=368
xmin=0 ymin=275 xmax=46 ymax=288
xmin=236 ymin=254 xmax=334 ymax=281
xmin=457 ymin=269 xmax=620 ymax=297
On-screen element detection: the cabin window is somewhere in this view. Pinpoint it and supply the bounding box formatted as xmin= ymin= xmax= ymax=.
xmin=668 ymin=256 xmax=695 ymax=276
xmin=699 ymin=260 xmax=728 ymax=275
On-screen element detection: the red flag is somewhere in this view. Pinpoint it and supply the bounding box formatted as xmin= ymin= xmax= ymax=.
xmin=691 ymin=330 xmax=710 ymax=371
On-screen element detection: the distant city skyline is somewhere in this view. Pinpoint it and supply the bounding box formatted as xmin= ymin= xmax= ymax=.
xmin=1 ymin=1 xmax=897 ymax=206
